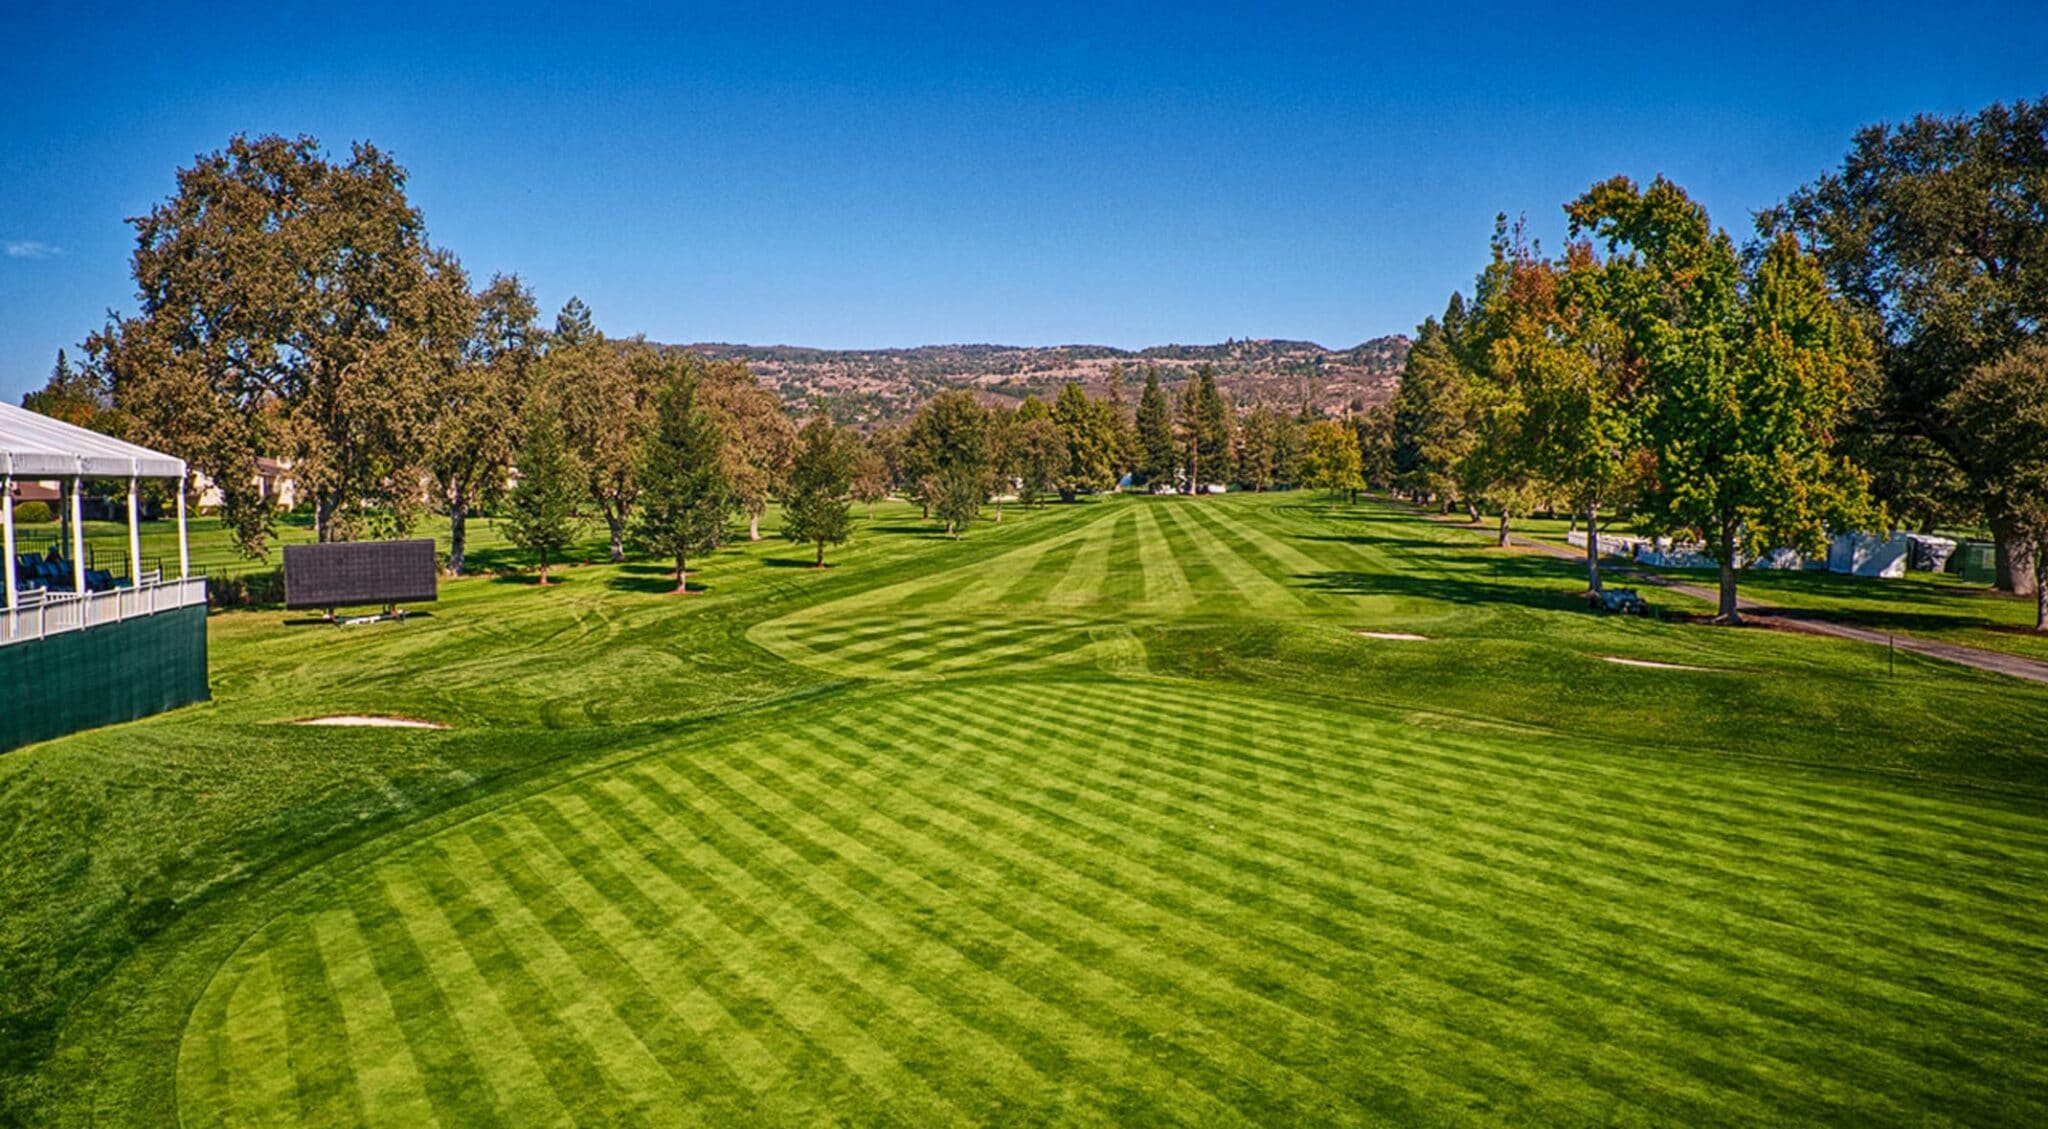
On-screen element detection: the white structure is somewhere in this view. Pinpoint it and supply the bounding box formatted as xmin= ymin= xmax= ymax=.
xmin=1825 ymin=531 xmax=1910 ymax=579
xmin=1 ymin=401 xmax=205 ymax=644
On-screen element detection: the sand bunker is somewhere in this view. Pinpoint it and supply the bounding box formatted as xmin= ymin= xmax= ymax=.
xmin=1601 ymin=656 xmax=1717 ymax=672
xmin=1357 ymin=631 xmax=1432 ymax=641
xmin=295 ymin=715 xmax=447 ymax=729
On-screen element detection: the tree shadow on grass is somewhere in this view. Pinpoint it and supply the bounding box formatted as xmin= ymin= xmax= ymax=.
xmin=1297 ymin=533 xmax=1471 ymax=551
xmin=603 ymin=564 xmax=707 ymax=594
xmin=489 ymin=570 xmax=579 ymax=587
xmin=1299 ymin=555 xmax=1595 ymax=615
xmin=864 ymin=524 xmax=954 ymax=539
xmin=1755 ymin=603 xmax=2033 ymax=638
xmin=762 ymin=557 xmax=830 ymax=569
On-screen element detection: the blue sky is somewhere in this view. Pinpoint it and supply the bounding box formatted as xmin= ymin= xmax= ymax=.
xmin=3 ymin=1 xmax=2045 ymax=402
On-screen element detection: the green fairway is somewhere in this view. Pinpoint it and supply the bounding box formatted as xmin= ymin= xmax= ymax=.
xmin=7 ymin=494 xmax=2048 ymax=1124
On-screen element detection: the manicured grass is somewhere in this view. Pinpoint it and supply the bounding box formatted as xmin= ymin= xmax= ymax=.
xmin=5 ymin=494 xmax=2046 ymax=1124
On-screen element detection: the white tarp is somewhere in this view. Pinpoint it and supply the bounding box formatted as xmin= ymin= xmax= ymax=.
xmin=1827 ymin=531 xmax=1909 ymax=579
xmin=0 ymin=401 xmax=185 ymax=479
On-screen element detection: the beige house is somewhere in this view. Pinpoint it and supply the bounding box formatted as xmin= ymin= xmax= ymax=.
xmin=193 ymin=457 xmax=299 ymax=511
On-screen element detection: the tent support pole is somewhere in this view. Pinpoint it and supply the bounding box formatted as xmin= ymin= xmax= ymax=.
xmin=71 ymin=475 xmax=86 ymax=595
xmin=3 ymin=474 xmax=16 ymax=621
xmin=128 ymin=475 xmax=142 ymax=583
xmin=177 ymin=476 xmax=190 ymax=580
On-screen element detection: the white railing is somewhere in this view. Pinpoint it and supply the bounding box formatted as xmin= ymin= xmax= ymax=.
xmin=3 ymin=576 xmax=207 ymax=646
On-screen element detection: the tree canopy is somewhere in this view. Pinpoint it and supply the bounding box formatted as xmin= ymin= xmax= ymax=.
xmin=1571 ymin=176 xmax=1874 ymax=618
xmin=88 ymin=133 xmax=471 ymax=552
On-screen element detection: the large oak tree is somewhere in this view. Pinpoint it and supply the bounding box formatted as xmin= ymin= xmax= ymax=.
xmin=91 ymin=134 xmax=470 ymax=552
xmin=1767 ymin=99 xmax=2048 ymax=593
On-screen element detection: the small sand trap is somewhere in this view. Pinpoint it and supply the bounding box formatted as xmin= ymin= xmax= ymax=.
xmin=296 ymin=715 xmax=447 ymax=729
xmin=1602 ymin=656 xmax=1716 ymax=672
xmin=1357 ymin=631 xmax=1432 ymax=641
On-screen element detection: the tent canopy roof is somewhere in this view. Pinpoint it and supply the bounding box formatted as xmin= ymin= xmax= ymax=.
xmin=0 ymin=401 xmax=186 ymax=479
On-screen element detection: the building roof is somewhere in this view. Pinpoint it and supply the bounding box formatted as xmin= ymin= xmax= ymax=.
xmin=0 ymin=401 xmax=186 ymax=479
xmin=7 ymin=480 xmax=60 ymax=502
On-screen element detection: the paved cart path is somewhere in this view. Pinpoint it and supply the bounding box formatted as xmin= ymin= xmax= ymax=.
xmin=1504 ymin=532 xmax=2048 ymax=686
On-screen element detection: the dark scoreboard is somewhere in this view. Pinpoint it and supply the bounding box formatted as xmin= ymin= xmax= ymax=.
xmin=283 ymin=539 xmax=439 ymax=610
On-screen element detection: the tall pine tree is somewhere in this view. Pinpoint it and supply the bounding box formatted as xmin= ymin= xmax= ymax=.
xmin=504 ymin=410 xmax=583 ymax=586
xmin=1134 ymin=366 xmax=1176 ymax=486
xmin=782 ymin=418 xmax=857 ymax=567
xmin=633 ymin=373 xmax=733 ymax=593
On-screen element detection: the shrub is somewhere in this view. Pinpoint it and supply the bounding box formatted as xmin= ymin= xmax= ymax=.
xmin=206 ymin=568 xmax=285 ymax=609
xmin=13 ymin=501 xmax=53 ymax=524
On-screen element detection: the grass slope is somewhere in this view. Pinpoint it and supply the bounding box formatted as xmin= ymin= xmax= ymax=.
xmin=5 ymin=494 xmax=2047 ymax=1125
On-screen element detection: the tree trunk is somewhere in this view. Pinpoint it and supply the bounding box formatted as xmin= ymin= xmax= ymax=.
xmin=1059 ymin=488 xmax=1076 ymax=504
xmin=748 ymin=509 xmax=762 ymax=542
xmin=674 ymin=555 xmax=689 ymax=594
xmin=315 ymin=494 xmax=339 ymax=543
xmin=2038 ymin=550 xmax=2047 ymax=632
xmin=1584 ymin=503 xmax=1602 ymax=594
xmin=1496 ymin=509 xmax=1511 ymax=548
xmin=607 ymin=512 xmax=626 ymax=563
xmin=1992 ymin=512 xmax=2040 ymax=596
xmin=536 ymin=551 xmax=551 ymax=587
xmin=1466 ymin=501 xmax=1479 ymax=523
xmin=1716 ymin=527 xmax=1741 ymax=622
xmin=447 ymin=490 xmax=468 ymax=576
xmin=815 ymin=540 xmax=826 ymax=567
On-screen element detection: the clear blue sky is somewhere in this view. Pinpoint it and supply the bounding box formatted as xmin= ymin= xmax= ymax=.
xmin=4 ymin=1 xmax=2045 ymax=402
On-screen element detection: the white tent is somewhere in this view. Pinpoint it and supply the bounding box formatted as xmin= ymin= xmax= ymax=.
xmin=1 ymin=400 xmax=193 ymax=624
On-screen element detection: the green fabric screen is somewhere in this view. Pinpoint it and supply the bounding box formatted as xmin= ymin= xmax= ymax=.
xmin=1 ymin=605 xmax=209 ymax=752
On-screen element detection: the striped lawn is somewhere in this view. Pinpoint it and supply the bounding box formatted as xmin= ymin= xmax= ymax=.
xmin=176 ymin=678 xmax=2048 ymax=1125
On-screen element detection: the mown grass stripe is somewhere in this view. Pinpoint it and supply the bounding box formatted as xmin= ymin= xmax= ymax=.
xmin=630 ymin=749 xmax=1356 ymax=1123
xmin=306 ymin=908 xmax=439 ymax=1124
xmin=219 ymin=951 xmax=300 ymax=1125
xmin=824 ymin=707 xmax=1778 ymax=1120
xmin=1131 ymin=500 xmax=1194 ymax=611
xmin=172 ymin=946 xmax=247 ymax=1129
xmin=1033 ymin=684 xmax=2048 ymax=1013
xmin=1046 ymin=508 xmax=1127 ymax=606
xmin=375 ymin=864 xmax=578 ymax=1126
xmin=267 ymin=915 xmax=368 ymax=1126
xmin=404 ymin=843 xmax=654 ymax=1126
xmin=1057 ymin=674 xmax=2048 ymax=879
xmin=983 ymin=684 xmax=2039 ymax=1098
xmin=746 ymin=720 xmax=1511 ymax=1119
xmin=934 ymin=518 xmax=1103 ymax=610
xmin=888 ymin=692 xmax=2023 ymax=1114
xmin=572 ymin=775 xmax=1070 ymax=1117
xmin=1061 ymin=680 xmax=2048 ymax=910
xmin=1158 ymin=500 xmax=1303 ymax=615
xmin=492 ymin=803 xmax=813 ymax=1105
xmin=1180 ymin=499 xmax=1340 ymax=598
xmin=768 ymin=721 xmax=1496 ymax=1121
xmin=459 ymin=815 xmax=767 ymax=1116
xmin=428 ymin=833 xmax=700 ymax=1127
xmin=543 ymin=786 xmax=973 ymax=1126
xmin=339 ymin=877 xmax=500 ymax=1124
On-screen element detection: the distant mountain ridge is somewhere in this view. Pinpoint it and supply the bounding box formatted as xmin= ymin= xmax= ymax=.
xmin=666 ymin=336 xmax=1412 ymax=426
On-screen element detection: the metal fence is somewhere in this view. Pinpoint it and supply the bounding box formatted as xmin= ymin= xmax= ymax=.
xmin=3 ymin=575 xmax=208 ymax=646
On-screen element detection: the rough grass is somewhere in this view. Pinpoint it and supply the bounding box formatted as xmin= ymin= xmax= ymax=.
xmin=5 ymin=494 xmax=2047 ymax=1125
